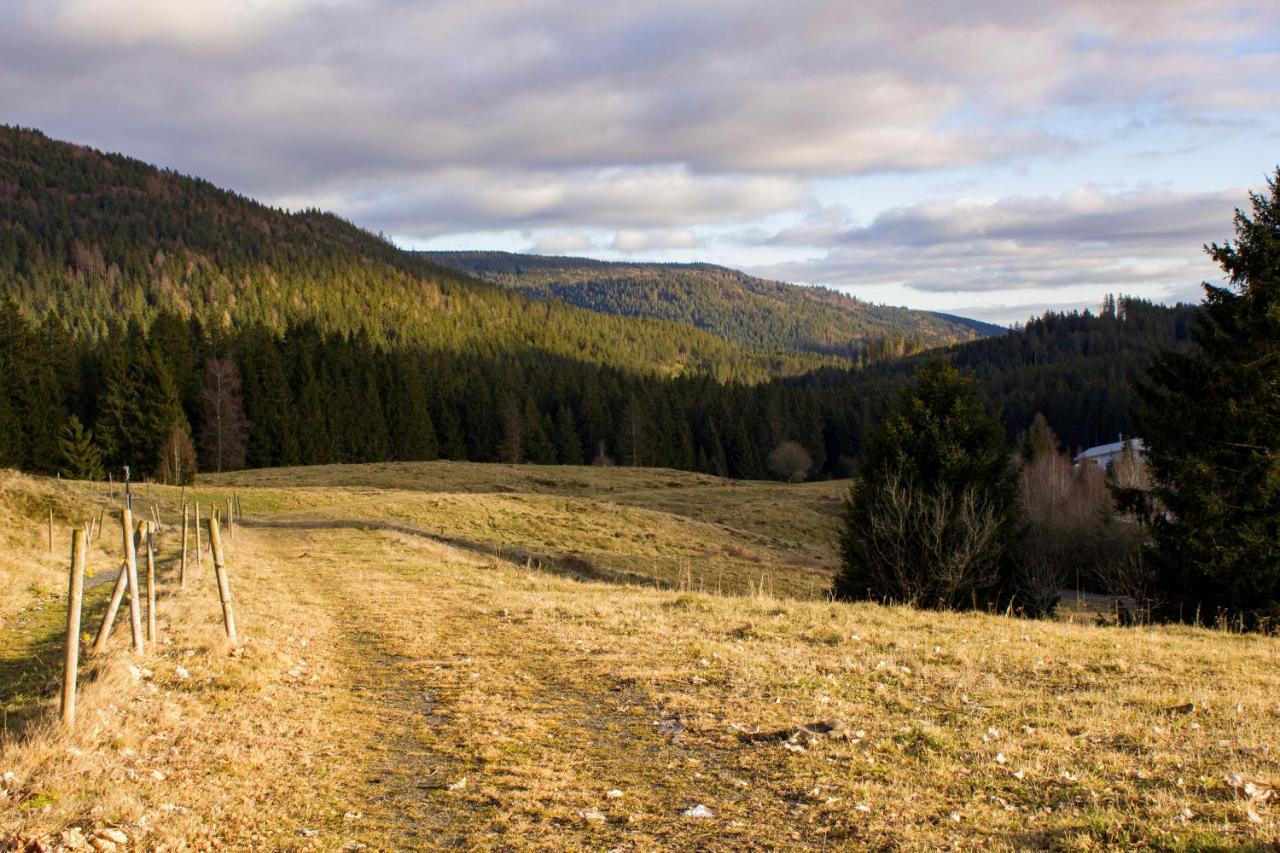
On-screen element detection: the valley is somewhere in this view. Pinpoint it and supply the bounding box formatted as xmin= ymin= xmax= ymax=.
xmin=2 ymin=465 xmax=1277 ymax=849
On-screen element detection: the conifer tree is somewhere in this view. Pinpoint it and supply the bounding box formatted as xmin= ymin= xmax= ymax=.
xmin=553 ymin=403 xmax=584 ymax=465
xmin=58 ymin=415 xmax=105 ymax=480
xmin=1133 ymin=171 xmax=1280 ymax=626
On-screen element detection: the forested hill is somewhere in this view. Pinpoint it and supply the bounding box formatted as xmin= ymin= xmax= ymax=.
xmin=426 ymin=251 xmax=1003 ymax=360
xmin=0 ymin=126 xmax=834 ymax=383
xmin=790 ymin=296 xmax=1199 ymax=456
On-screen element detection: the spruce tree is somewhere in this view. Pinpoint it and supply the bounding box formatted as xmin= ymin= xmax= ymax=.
xmin=553 ymin=403 xmax=584 ymax=465
xmin=1133 ymin=171 xmax=1280 ymax=627
xmin=58 ymin=415 xmax=105 ymax=481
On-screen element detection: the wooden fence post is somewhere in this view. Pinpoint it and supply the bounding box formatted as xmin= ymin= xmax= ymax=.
xmin=48 ymin=506 xmax=54 ymax=553
xmin=152 ymin=504 xmax=161 ymax=533
xmin=93 ymin=509 xmax=138 ymax=653
xmin=207 ymin=517 xmax=237 ymax=643
xmin=60 ymin=528 xmax=87 ymax=727
xmin=145 ymin=521 xmax=157 ymax=642
xmin=195 ymin=502 xmax=204 ymax=575
xmin=226 ymin=498 xmax=234 ymax=541
xmin=180 ymin=502 xmax=189 ymax=588
xmin=125 ymin=517 xmax=145 ymax=653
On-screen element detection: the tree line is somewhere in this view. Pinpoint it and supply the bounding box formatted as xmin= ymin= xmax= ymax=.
xmin=0 ymin=293 xmax=1195 ymax=488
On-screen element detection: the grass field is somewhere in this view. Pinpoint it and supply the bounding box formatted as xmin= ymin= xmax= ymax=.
xmin=1 ymin=463 xmax=1278 ymax=850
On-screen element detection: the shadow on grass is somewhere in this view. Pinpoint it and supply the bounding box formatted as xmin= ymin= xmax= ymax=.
xmin=0 ymin=546 xmax=178 ymax=742
xmin=0 ymin=593 xmax=74 ymax=741
xmin=240 ymin=516 xmax=657 ymax=588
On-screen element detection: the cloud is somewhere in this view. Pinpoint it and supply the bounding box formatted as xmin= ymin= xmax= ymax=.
xmin=276 ymin=167 xmax=803 ymax=238
xmin=530 ymin=232 xmax=595 ymax=254
xmin=611 ymin=228 xmax=699 ymax=253
xmin=750 ymin=186 xmax=1241 ymax=293
xmin=4 ymin=0 xmax=1277 ymax=193
xmin=42 ymin=0 xmax=316 ymax=49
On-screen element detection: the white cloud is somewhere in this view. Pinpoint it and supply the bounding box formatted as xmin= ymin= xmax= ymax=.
xmin=751 ymin=186 xmax=1241 ymax=294
xmin=278 ymin=167 xmax=805 ymax=238
xmin=611 ymin=228 xmax=699 ymax=253
xmin=530 ymin=232 xmax=595 ymax=254
xmin=38 ymin=0 xmax=319 ymax=49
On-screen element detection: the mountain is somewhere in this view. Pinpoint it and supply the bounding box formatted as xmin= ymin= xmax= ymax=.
xmin=426 ymin=251 xmax=1003 ymax=360
xmin=0 ymin=126 xmax=833 ymax=383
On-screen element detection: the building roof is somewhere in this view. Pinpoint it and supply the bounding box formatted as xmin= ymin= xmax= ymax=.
xmin=1074 ymin=438 xmax=1145 ymax=462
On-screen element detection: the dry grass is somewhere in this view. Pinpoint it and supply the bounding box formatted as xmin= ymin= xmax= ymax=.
xmin=2 ymin=464 xmax=1278 ymax=850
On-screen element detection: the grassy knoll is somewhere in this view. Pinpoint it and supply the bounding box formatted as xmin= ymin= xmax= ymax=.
xmin=1 ymin=464 xmax=1277 ymax=849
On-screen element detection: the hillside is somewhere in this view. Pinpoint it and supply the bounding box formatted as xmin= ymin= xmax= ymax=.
xmin=428 ymin=250 xmax=1002 ymax=359
xmin=2 ymin=465 xmax=1277 ymax=849
xmin=787 ymin=297 xmax=1199 ymax=455
xmin=0 ymin=126 xmax=831 ymax=383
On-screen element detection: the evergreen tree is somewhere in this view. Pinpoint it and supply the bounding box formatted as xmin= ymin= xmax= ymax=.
xmin=1019 ymin=412 xmax=1060 ymax=462
xmin=522 ymin=398 xmax=556 ymax=464
xmin=57 ymin=415 xmax=105 ymax=480
xmin=835 ymin=360 xmax=1019 ymax=609
xmin=552 ymin=403 xmax=583 ymax=465
xmin=1133 ymin=171 xmax=1280 ymax=627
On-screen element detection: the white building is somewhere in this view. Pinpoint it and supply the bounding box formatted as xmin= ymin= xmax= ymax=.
xmin=1073 ymin=437 xmax=1145 ymax=470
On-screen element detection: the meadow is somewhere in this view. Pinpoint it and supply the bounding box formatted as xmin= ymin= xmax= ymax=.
xmin=0 ymin=464 xmax=1276 ymax=850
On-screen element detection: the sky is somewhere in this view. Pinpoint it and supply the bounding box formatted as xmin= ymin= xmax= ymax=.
xmin=3 ymin=0 xmax=1279 ymax=324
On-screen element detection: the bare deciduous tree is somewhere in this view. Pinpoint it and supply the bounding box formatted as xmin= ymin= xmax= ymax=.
xmin=156 ymin=425 xmax=197 ymax=485
xmin=767 ymin=440 xmax=812 ymax=483
xmin=199 ymin=358 xmax=250 ymax=473
xmin=1016 ymin=453 xmax=1109 ymax=617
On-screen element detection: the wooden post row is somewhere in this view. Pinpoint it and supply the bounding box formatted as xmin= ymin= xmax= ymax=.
xmin=60 ymin=528 xmax=87 ymax=727
xmin=207 ymin=517 xmax=237 ymax=643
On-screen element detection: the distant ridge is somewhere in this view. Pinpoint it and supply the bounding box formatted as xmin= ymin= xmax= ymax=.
xmin=426 ymin=250 xmax=1004 ymax=359
xmin=0 ymin=126 xmax=839 ymax=383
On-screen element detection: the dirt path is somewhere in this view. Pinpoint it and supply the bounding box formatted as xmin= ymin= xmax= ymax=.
xmin=272 ymin=525 xmax=769 ymax=850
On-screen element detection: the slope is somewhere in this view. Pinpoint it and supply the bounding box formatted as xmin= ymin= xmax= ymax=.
xmin=0 ymin=126 xmax=830 ymax=383
xmin=2 ymin=467 xmax=1277 ymax=849
xmin=427 ymin=250 xmax=1004 ymax=359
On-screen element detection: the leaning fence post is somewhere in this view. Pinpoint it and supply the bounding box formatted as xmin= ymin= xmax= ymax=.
xmin=152 ymin=503 xmax=161 ymax=533
xmin=145 ymin=521 xmax=158 ymax=642
xmin=93 ymin=509 xmax=136 ymax=653
xmin=180 ymin=502 xmax=189 ymax=588
xmin=60 ymin=527 xmax=87 ymax=727
xmin=207 ymin=517 xmax=237 ymax=643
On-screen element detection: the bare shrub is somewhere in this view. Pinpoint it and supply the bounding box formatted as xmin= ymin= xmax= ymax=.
xmin=840 ymin=469 xmax=1005 ymax=609
xmin=767 ymin=440 xmax=811 ymax=483
xmin=156 ymin=425 xmax=197 ymax=486
xmin=1016 ymin=453 xmax=1110 ymax=616
xmin=590 ymin=440 xmax=616 ymax=467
